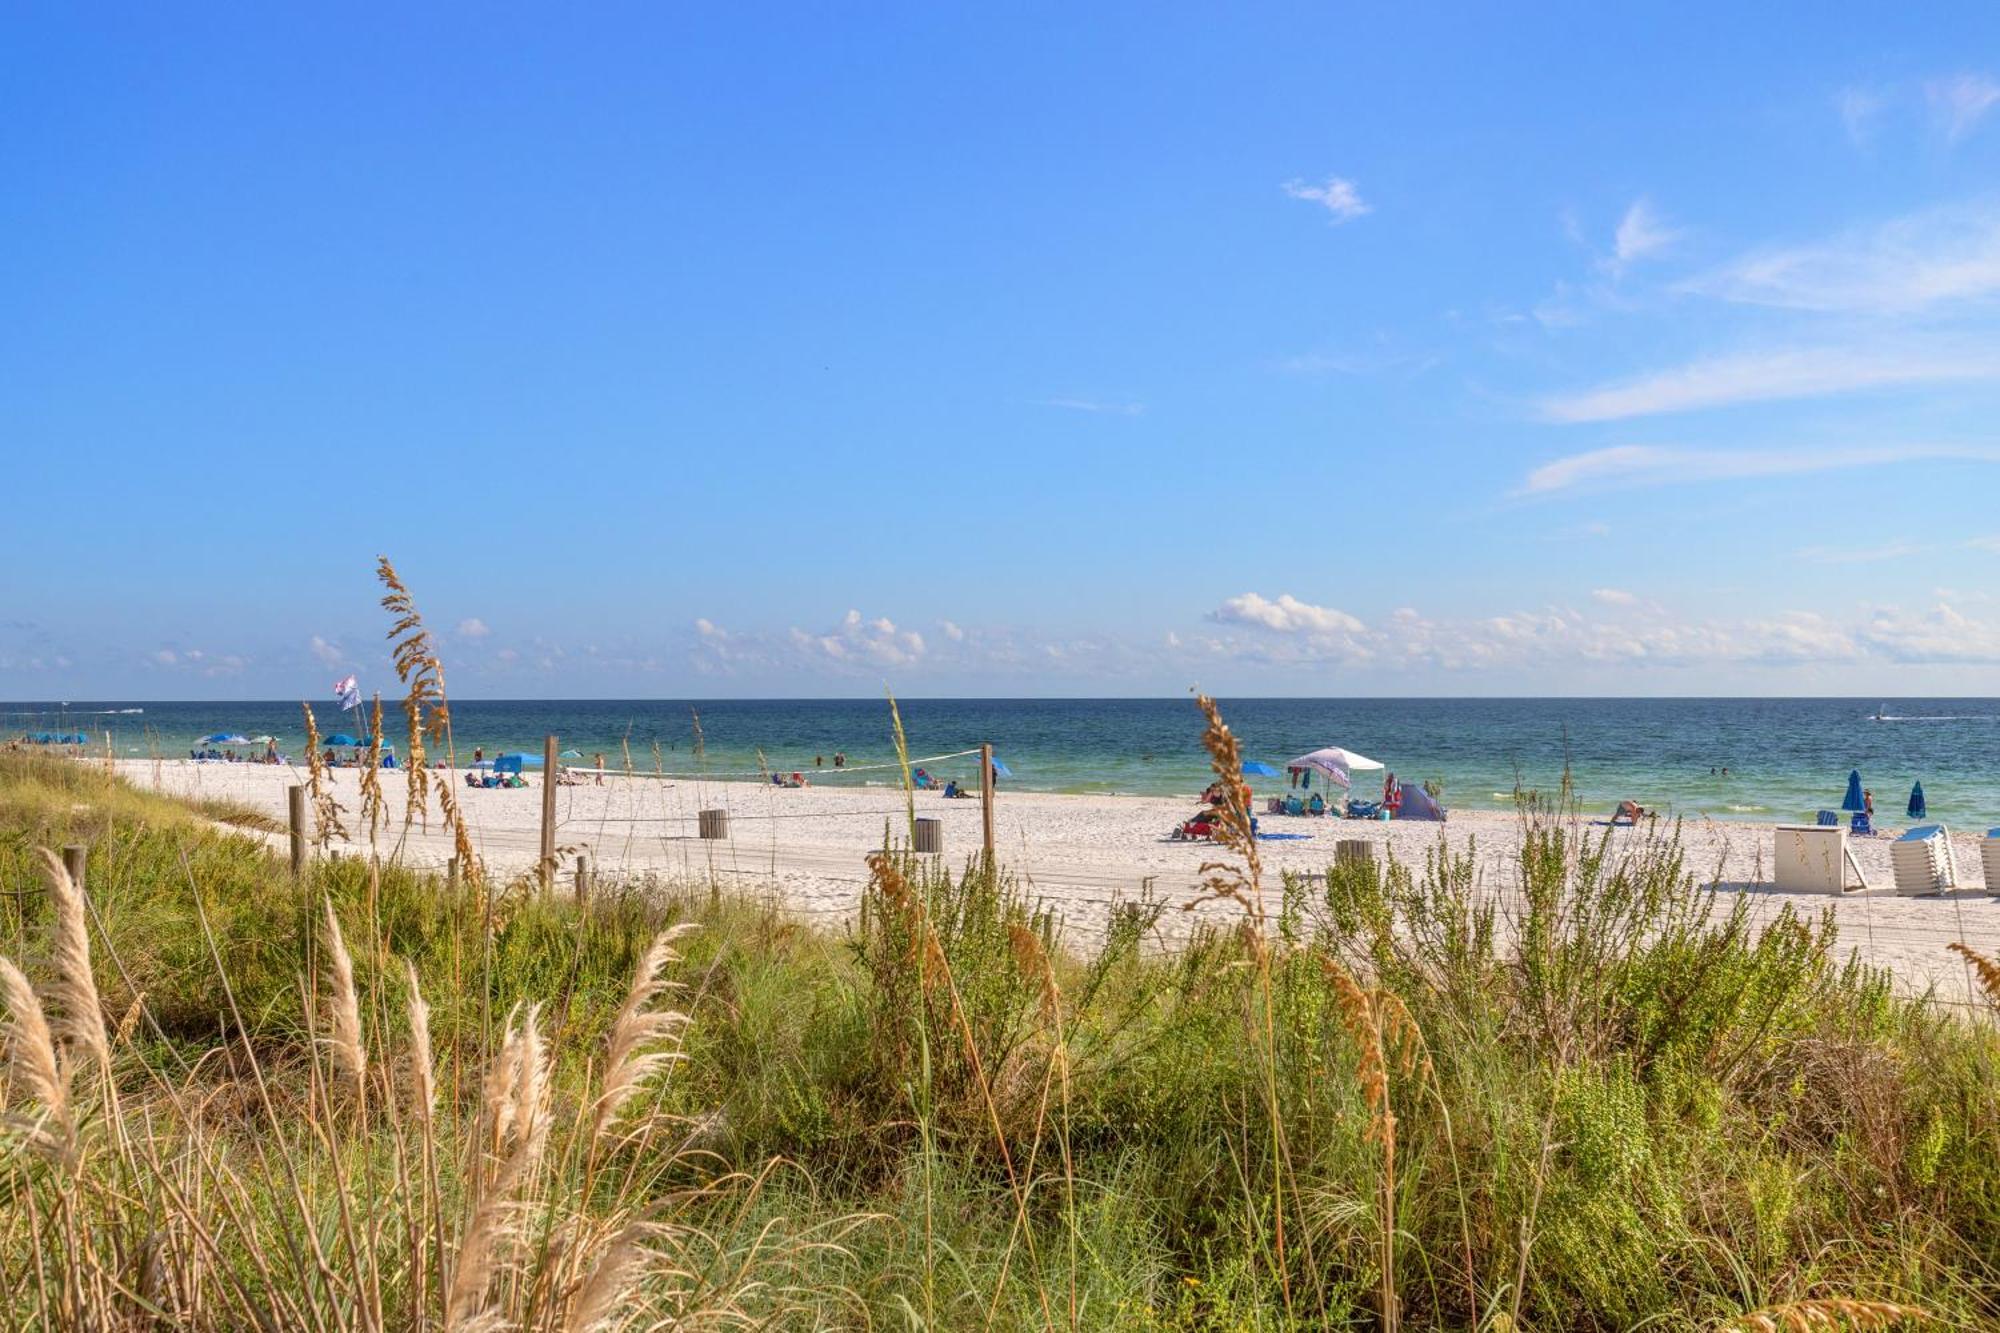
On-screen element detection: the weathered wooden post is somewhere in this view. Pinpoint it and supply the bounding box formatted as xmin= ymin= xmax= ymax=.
xmin=62 ymin=845 xmax=87 ymax=893
xmin=574 ymin=853 xmax=590 ymax=905
xmin=979 ymin=742 xmax=996 ymax=865
xmin=288 ymin=785 xmax=307 ymax=879
xmin=447 ymin=855 xmax=460 ymax=889
xmin=539 ymin=733 xmax=558 ymax=894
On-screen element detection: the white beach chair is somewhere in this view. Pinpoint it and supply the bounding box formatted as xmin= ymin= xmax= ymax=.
xmin=1983 ymin=828 xmax=2000 ymax=895
xmin=1889 ymin=823 xmax=1960 ymax=896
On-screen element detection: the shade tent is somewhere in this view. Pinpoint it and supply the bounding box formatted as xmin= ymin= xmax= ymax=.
xmin=1240 ymin=761 xmax=1282 ymax=778
xmin=323 ymin=734 xmax=361 ymax=747
xmin=492 ymin=753 xmax=542 ymax=773
xmin=1287 ymin=747 xmax=1384 ymax=791
xmin=1395 ymin=783 xmax=1447 ymax=822
xmin=988 ymin=756 xmax=1013 ymax=779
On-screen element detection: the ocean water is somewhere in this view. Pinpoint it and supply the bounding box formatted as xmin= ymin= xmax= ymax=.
xmin=7 ymin=697 xmax=2000 ymax=826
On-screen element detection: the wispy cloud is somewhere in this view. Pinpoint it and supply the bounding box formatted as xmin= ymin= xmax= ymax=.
xmin=1608 ymin=198 xmax=1679 ymax=271
xmin=1591 ymin=587 xmax=1638 ymax=605
xmin=1839 ymin=84 xmax=1889 ymax=146
xmin=1519 ymin=443 xmax=2000 ymax=496
xmin=1968 ymin=534 xmax=2000 ymax=553
xmin=1040 ymin=397 xmax=1144 ymax=416
xmin=1281 ymin=175 xmax=1370 ymax=224
xmin=1685 ymin=200 xmax=2000 ymax=314
xmin=1793 ymin=539 xmax=1923 ymax=564
xmin=1928 ymin=73 xmax=2000 ymax=142
xmin=1540 ymin=340 xmax=2000 ymax=422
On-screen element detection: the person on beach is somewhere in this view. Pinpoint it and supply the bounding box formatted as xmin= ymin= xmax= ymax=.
xmin=1612 ymin=799 xmax=1648 ymax=825
xmin=594 ymin=752 xmax=605 ymax=785
xmin=472 ymin=747 xmax=483 ymax=765
xmin=815 ymin=755 xmax=823 ymax=768
xmin=1864 ymin=788 xmax=1874 ymax=818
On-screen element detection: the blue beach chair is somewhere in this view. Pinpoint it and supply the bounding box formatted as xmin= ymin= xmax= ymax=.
xmin=1816 ymin=810 xmax=1839 ymax=827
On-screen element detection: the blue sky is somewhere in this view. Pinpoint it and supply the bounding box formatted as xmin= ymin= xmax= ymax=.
xmin=8 ymin=4 xmax=2000 ymax=698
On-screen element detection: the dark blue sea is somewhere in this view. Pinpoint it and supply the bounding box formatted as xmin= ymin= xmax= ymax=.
xmin=7 ymin=698 xmax=2000 ymax=826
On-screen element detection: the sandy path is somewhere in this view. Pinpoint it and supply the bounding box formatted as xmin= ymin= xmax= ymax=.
xmin=119 ymin=759 xmax=2000 ymax=1008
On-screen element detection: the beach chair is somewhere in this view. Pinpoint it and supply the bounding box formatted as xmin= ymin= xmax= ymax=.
xmin=1850 ymin=811 xmax=1875 ymax=837
xmin=1284 ymin=795 xmax=1305 ymax=816
xmin=1816 ymin=810 xmax=1839 ymax=827
xmin=1983 ymin=829 xmax=2000 ymax=895
xmin=1889 ymin=824 xmax=1960 ymax=896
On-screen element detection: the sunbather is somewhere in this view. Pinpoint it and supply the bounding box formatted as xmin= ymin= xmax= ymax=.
xmin=1611 ymin=799 xmax=1648 ymax=825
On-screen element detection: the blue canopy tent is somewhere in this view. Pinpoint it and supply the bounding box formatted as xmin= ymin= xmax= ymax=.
xmin=323 ymin=734 xmax=362 ymax=747
xmin=1908 ymin=780 xmax=1927 ymax=819
xmin=492 ymin=753 xmax=542 ymax=774
xmin=1241 ymin=760 xmax=1282 ymax=777
xmin=1841 ymin=770 xmax=1866 ymax=812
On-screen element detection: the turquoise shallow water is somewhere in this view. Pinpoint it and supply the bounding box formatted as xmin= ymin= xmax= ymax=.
xmin=8 ymin=697 xmax=2000 ymax=827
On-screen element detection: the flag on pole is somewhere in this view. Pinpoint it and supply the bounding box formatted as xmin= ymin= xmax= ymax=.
xmin=333 ymin=675 xmax=360 ymax=711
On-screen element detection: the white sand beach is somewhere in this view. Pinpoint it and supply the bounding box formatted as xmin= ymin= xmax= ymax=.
xmin=119 ymin=759 xmax=2000 ymax=1007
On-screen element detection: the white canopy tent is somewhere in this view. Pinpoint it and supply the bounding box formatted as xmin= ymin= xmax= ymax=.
xmin=1286 ymin=746 xmax=1384 ymax=791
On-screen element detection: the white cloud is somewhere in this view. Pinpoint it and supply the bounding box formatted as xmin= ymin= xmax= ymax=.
xmin=1968 ymin=534 xmax=2000 ymax=553
xmin=1793 ymin=539 xmax=1922 ymax=564
xmin=1540 ymin=340 xmax=2000 ymax=422
xmin=1519 ymin=443 xmax=2000 ymax=496
xmin=455 ymin=617 xmax=491 ymax=640
xmin=1041 ymin=397 xmax=1144 ymax=416
xmin=790 ymin=609 xmax=928 ymax=668
xmin=150 ymin=649 xmax=177 ymax=666
xmin=309 ymin=635 xmax=344 ymax=667
xmin=1686 ymin=200 xmax=2000 ymax=314
xmin=1282 ymin=175 xmax=1370 ymax=224
xmin=1591 ymin=588 xmax=1638 ymax=605
xmin=940 ymin=619 xmax=965 ymax=642
xmin=1609 ymin=199 xmax=1678 ymax=270
xmin=1209 ymin=593 xmax=1365 ymax=635
xmin=1928 ymin=73 xmax=2000 ymax=142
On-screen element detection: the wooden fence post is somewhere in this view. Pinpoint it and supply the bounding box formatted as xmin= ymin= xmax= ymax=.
xmin=980 ymin=742 xmax=996 ymax=866
xmin=574 ymin=853 xmax=590 ymax=905
xmin=539 ymin=734 xmax=558 ymax=893
xmin=288 ymin=785 xmax=306 ymax=879
xmin=62 ymin=845 xmax=87 ymax=893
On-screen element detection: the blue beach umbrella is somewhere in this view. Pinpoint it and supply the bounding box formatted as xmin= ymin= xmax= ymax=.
xmin=1841 ymin=770 xmax=1866 ymax=812
xmin=1908 ymin=781 xmax=1926 ymax=819
xmin=988 ymin=756 xmax=1013 ymax=779
xmin=323 ymin=733 xmax=361 ymax=747
xmin=492 ymin=753 xmax=542 ymax=773
xmin=1241 ymin=760 xmax=1282 ymax=777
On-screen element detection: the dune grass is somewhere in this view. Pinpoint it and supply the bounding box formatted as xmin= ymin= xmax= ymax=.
xmin=1 ymin=730 xmax=1996 ymax=1329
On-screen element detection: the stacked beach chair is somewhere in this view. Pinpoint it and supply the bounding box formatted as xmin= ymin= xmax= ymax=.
xmin=1889 ymin=824 xmax=1960 ymax=896
xmin=1985 ymin=828 xmax=2000 ymax=895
